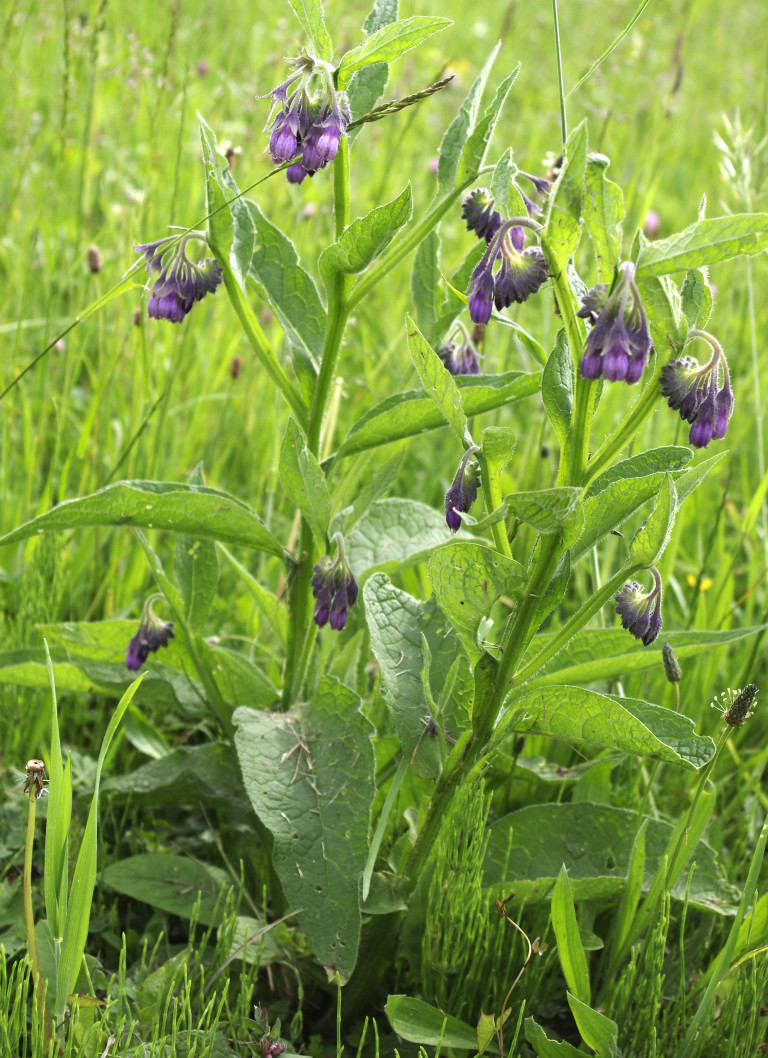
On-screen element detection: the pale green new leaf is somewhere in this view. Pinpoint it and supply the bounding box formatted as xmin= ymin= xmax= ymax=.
xmin=635 ymin=212 xmax=768 ymax=277
xmin=456 ymin=65 xmax=520 ymax=186
xmin=285 ymin=0 xmax=333 ymax=61
xmin=583 ymin=154 xmax=624 ymax=284
xmin=567 ymin=994 xmax=617 ymax=1058
xmin=386 ymin=995 xmax=478 ymax=1050
xmin=541 ymin=330 xmax=573 ymax=448
xmin=338 ymin=17 xmax=450 ymax=85
xmin=543 ymin=121 xmax=587 ymax=269
xmin=200 ymin=118 xmax=234 ymax=262
xmin=437 ymin=43 xmax=500 ymax=193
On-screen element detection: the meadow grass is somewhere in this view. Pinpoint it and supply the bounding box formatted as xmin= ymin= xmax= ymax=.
xmin=2 ymin=0 xmax=768 ymax=1054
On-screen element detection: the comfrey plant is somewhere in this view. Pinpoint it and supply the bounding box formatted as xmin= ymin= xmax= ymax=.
xmin=6 ymin=1 xmax=768 ymax=1052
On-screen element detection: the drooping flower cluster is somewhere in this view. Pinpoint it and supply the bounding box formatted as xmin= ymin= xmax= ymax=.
xmin=578 ymin=262 xmax=652 ymax=383
xmin=445 ymin=448 xmax=481 ymax=532
xmin=462 ymin=181 xmax=551 ymax=325
xmin=134 ymin=232 xmax=222 ymax=324
xmin=659 ymin=330 xmax=734 ymax=448
xmin=615 ymin=567 xmax=663 ymax=645
xmin=311 ymin=534 xmax=358 ymax=631
xmin=437 ymin=322 xmax=482 ymax=376
xmin=125 ymin=598 xmax=175 ymax=670
xmin=263 ymin=54 xmax=351 ymax=184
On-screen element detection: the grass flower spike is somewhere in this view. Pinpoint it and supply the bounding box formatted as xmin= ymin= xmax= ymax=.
xmin=134 ymin=232 xmax=223 ymax=323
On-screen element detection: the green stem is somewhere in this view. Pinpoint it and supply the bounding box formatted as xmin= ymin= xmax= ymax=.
xmin=218 ymin=260 xmax=308 ymax=427
xmin=479 ymin=451 xmax=513 ymax=559
xmin=346 ymin=169 xmax=493 ymax=313
xmin=284 ymin=139 xmax=352 ymax=707
xmin=23 ymin=790 xmax=48 ymax=1044
xmin=513 ymin=562 xmax=639 ymax=687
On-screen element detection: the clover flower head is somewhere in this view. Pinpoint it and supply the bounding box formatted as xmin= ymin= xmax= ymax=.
xmin=262 ymin=55 xmax=350 ymax=183
xmin=445 ymin=449 xmax=481 ymax=532
xmin=125 ymin=597 xmax=174 ymax=670
xmin=659 ymin=331 xmax=734 ymax=448
xmin=134 ymin=231 xmax=222 ymax=324
xmin=578 ymin=262 xmax=652 ymax=384
xmin=311 ymin=535 xmax=358 ymax=631
xmin=615 ymin=566 xmax=663 ymax=645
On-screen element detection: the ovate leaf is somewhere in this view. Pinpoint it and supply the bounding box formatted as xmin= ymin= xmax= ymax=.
xmin=279 ymin=418 xmax=332 ymax=547
xmin=321 ymin=185 xmax=412 ymax=282
xmin=338 ymin=17 xmax=450 ymax=85
xmin=636 ymin=213 xmax=768 ymax=277
xmin=234 ymin=677 xmax=375 ymax=980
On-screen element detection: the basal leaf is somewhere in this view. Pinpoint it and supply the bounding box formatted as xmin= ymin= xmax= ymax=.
xmin=337 ymin=371 xmax=541 ymax=457
xmin=234 ymin=676 xmax=375 ymax=980
xmin=0 ymin=481 xmax=284 ymax=557
xmin=321 ymin=184 xmax=412 ymax=282
xmin=635 ymin=213 xmax=768 ymax=277
xmin=102 ymin=853 xmax=229 ymax=925
xmin=386 ymin=995 xmax=478 ymax=1051
xmin=552 ymin=867 xmax=591 ymax=1005
xmin=484 ymin=802 xmax=738 ymax=914
xmin=338 ymin=17 xmax=450 ymax=85
xmin=406 ymin=316 xmax=470 ymax=446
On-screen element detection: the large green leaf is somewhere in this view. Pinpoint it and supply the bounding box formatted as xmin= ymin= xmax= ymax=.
xmin=363 ymin=575 xmax=470 ymax=776
xmin=102 ymin=853 xmax=229 ymax=925
xmin=321 ymin=184 xmax=412 ymax=281
xmin=337 ymin=16 xmax=450 ymax=85
xmin=584 ymin=447 xmax=692 ymax=499
xmin=522 ymin=625 xmax=766 ymax=688
xmin=635 ymin=213 xmax=768 ymax=277
xmin=386 ymin=995 xmax=478 ymax=1051
xmin=344 ymin=498 xmax=452 ymax=580
xmin=337 ymin=370 xmax=540 ymax=457
xmin=346 ymin=0 xmax=399 ymax=127
xmin=0 ymin=481 xmax=284 ymax=557
xmin=484 ymin=802 xmax=738 ymax=914
xmin=104 ymin=743 xmax=249 ymax=811
xmin=428 ymin=542 xmax=526 ymax=661
xmin=496 ymin=685 xmax=714 ymax=769
xmin=234 ymin=677 xmax=374 ymax=980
